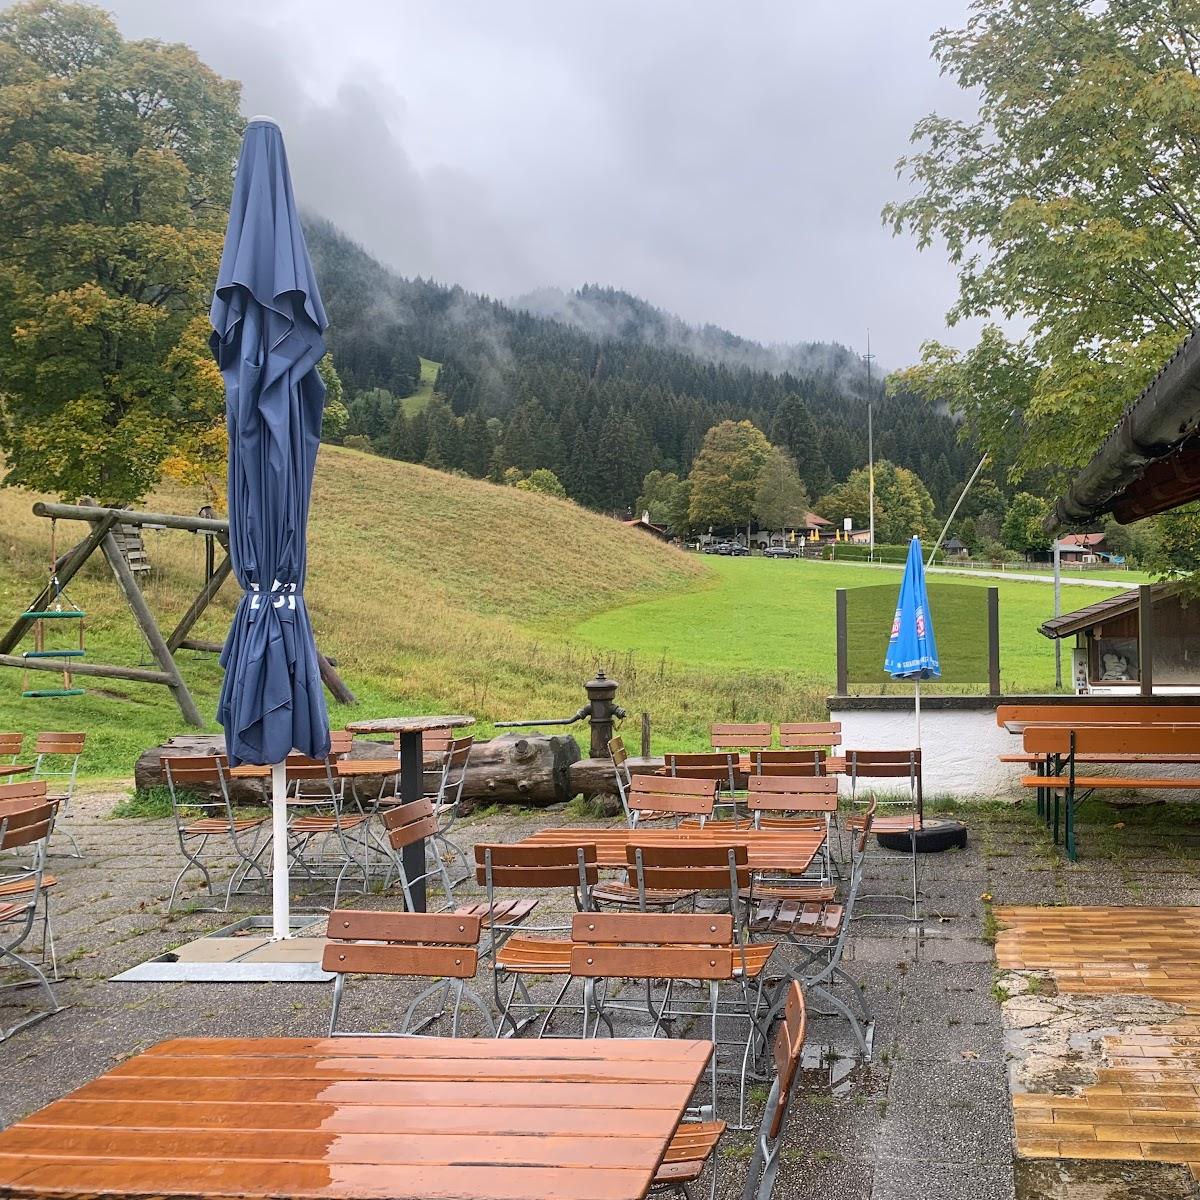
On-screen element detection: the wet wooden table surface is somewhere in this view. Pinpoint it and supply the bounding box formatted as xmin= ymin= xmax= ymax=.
xmin=0 ymin=1036 xmax=713 ymax=1200
xmin=520 ymin=825 xmax=824 ymax=872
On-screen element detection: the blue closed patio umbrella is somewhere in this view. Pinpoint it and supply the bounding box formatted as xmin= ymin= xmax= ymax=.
xmin=884 ymin=536 xmax=940 ymax=747
xmin=211 ymin=117 xmax=331 ymax=940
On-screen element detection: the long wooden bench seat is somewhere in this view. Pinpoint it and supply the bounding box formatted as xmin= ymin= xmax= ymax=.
xmin=1020 ymin=724 xmax=1200 ymax=860
xmin=1022 ymin=774 xmax=1200 ymax=790
xmin=1002 ymin=752 xmax=1200 ymax=764
xmin=997 ymin=702 xmax=1200 ymax=729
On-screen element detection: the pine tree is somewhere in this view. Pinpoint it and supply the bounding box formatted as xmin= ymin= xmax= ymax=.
xmin=388 ymin=408 xmax=413 ymax=460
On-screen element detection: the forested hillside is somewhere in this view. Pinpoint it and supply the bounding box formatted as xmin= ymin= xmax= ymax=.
xmin=304 ymin=216 xmax=974 ymax=515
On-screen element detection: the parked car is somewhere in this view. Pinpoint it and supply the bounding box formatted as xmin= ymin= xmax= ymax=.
xmin=702 ymin=541 xmax=726 ymax=555
xmin=727 ymin=543 xmax=751 ymax=556
xmin=762 ymin=545 xmax=798 ymax=559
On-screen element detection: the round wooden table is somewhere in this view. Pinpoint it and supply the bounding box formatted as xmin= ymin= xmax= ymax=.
xmin=344 ymin=716 xmax=474 ymax=911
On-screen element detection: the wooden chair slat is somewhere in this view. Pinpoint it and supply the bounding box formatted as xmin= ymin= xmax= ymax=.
xmin=326 ymin=910 xmax=482 ymax=945
xmin=321 ymin=942 xmax=478 ymax=979
xmin=570 ymin=944 xmax=734 ymax=980
xmin=571 ymin=912 xmax=733 ymax=944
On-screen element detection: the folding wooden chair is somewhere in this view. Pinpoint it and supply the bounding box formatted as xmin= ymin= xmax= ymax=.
xmin=571 ymin=911 xmax=735 ymax=1117
xmin=162 ymin=755 xmax=268 ymax=912
xmin=778 ymin=721 xmax=842 ymax=750
xmin=845 ymin=748 xmax=922 ymax=919
xmin=472 ymin=842 xmax=598 ymax=1036
xmin=664 ymin=751 xmax=739 ymax=801
xmin=744 ymin=774 xmax=838 ymax=898
xmin=283 ymin=756 xmax=373 ymax=904
xmin=0 ymin=734 xmax=28 ymax=778
xmin=710 ymin=723 xmax=772 ymax=751
xmin=323 ymin=909 xmax=494 ymax=1037
xmin=32 ymin=731 xmax=84 ymax=857
xmin=629 ymin=842 xmax=774 ymax=1128
xmin=608 ymin=735 xmax=635 ymax=824
xmin=630 ymin=775 xmax=718 ymax=828
xmin=654 ymin=981 xmax=807 ymax=1200
xmin=0 ymin=786 xmax=60 ymax=1040
xmin=382 ymin=798 xmax=457 ymax=911
xmin=0 ymin=781 xmax=57 ymax=981
xmin=429 ymin=736 xmax=473 ymax=884
xmin=747 ymin=749 xmax=827 ymax=776
xmin=750 ymin=800 xmax=876 ymax=1057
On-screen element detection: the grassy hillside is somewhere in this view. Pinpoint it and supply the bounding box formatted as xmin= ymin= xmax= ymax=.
xmin=0 ymin=447 xmax=739 ymax=774
xmin=401 ymin=357 xmax=441 ymax=416
xmin=572 ymin=557 xmax=1123 ymax=696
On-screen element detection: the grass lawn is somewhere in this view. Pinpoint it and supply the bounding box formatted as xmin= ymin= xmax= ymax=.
xmin=401 ymin=357 xmax=441 ymax=416
xmin=0 ymin=447 xmax=797 ymax=773
xmin=571 ymin=556 xmax=1123 ymax=695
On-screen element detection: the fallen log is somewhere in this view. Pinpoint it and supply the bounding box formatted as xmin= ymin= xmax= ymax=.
xmin=135 ymin=732 xmax=585 ymax=807
xmin=460 ymin=733 xmax=581 ymax=806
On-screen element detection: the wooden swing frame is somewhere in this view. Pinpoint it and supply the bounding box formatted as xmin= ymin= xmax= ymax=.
xmin=0 ymin=502 xmax=354 ymax=727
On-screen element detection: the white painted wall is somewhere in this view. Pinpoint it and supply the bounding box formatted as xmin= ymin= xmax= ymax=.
xmin=829 ymin=705 xmax=1021 ymax=799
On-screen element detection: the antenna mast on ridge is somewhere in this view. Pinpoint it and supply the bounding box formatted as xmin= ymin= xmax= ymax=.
xmin=865 ymin=331 xmax=875 ymax=561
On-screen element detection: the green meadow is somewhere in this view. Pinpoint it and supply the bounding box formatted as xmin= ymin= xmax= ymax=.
xmin=570 ymin=557 xmax=1122 ymax=696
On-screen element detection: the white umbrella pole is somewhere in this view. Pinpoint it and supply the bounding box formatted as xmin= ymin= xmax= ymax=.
xmin=914 ymin=678 xmax=921 ymax=748
xmin=271 ymin=761 xmax=290 ymax=939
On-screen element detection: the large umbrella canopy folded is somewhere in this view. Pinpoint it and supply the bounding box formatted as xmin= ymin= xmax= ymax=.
xmin=884 ymin=536 xmax=941 ymax=682
xmin=211 ymin=118 xmax=330 ymax=768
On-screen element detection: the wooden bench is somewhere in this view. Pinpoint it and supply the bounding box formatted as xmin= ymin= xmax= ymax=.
xmin=1020 ymin=725 xmax=1200 ymax=860
xmin=997 ymin=702 xmax=1200 ymax=731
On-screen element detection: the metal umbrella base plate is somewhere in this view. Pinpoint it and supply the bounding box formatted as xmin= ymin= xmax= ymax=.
xmin=110 ymin=914 xmax=334 ymax=983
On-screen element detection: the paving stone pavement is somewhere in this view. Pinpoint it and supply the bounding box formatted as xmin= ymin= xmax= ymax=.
xmin=4 ymin=789 xmax=1196 ymax=1198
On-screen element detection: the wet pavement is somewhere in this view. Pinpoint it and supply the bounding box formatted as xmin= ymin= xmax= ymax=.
xmin=2 ymin=789 xmax=1199 ymax=1198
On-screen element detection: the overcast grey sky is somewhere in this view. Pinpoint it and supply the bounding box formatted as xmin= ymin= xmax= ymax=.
xmin=105 ymin=1 xmax=981 ymax=368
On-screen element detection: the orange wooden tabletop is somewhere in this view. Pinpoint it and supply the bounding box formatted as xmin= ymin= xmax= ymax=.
xmin=0 ymin=1036 xmax=713 ymax=1200
xmin=520 ymin=825 xmax=824 ymax=872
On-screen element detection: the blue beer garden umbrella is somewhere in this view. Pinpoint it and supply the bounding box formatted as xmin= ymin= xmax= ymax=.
xmin=210 ymin=117 xmax=331 ymax=939
xmin=884 ymin=536 xmax=940 ymax=746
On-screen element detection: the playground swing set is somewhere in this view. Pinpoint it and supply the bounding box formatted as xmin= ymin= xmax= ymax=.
xmin=0 ymin=501 xmax=354 ymax=726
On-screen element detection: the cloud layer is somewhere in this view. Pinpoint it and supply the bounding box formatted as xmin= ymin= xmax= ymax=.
xmin=103 ymin=0 xmax=984 ymax=367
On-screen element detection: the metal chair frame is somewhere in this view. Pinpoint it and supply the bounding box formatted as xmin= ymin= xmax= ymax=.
xmin=382 ymin=798 xmax=457 ymax=912
xmin=31 ymin=732 xmax=84 ymax=857
xmin=324 ymin=909 xmax=495 ymax=1038
xmin=628 ymin=842 xmax=774 ymax=1129
xmin=0 ymin=789 xmax=60 ymax=1040
xmin=846 ymin=748 xmax=922 ymax=920
xmin=753 ymin=800 xmax=877 ymax=1058
xmin=162 ymin=756 xmax=268 ymax=912
xmin=474 ymin=842 xmax=598 ymax=1037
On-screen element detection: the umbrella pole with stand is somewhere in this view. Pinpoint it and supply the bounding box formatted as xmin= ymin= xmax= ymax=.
xmin=271 ymin=763 xmax=290 ymax=940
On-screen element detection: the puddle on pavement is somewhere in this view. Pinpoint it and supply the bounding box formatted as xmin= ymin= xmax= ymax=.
xmin=1015 ymin=1159 xmax=1200 ymax=1200
xmin=799 ymin=1041 xmax=873 ymax=1096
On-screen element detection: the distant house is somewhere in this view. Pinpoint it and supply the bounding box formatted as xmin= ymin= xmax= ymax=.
xmin=941 ymin=536 xmax=969 ymax=557
xmin=746 ymin=511 xmax=833 ymax=550
xmin=1055 ymin=532 xmax=1108 ymax=563
xmin=1039 ymin=584 xmax=1200 ymax=694
xmin=624 ymin=511 xmax=673 ymax=542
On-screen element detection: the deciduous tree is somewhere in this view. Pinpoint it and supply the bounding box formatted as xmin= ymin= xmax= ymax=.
xmin=688 ymin=420 xmax=772 ymax=529
xmin=817 ymin=460 xmax=936 ymax=543
xmin=885 ymin=0 xmax=1200 ymax=484
xmin=754 ymin=448 xmax=810 ymax=531
xmin=1000 ymin=492 xmax=1051 ymax=555
xmin=0 ymin=0 xmax=242 ymax=503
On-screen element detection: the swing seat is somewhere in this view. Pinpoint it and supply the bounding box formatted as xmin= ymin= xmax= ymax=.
xmin=22 ymin=610 xmax=86 ymax=620
xmin=22 ymin=689 xmax=85 ymax=698
xmin=23 ymin=650 xmax=85 ymax=659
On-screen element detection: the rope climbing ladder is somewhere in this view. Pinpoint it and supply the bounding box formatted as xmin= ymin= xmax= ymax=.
xmin=21 ymin=519 xmax=86 ymax=699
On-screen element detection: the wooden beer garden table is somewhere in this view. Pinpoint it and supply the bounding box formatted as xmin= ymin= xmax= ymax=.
xmin=519 ymin=824 xmax=825 ymax=872
xmin=0 ymin=1036 xmax=713 ymax=1200
xmin=343 ymin=715 xmax=474 ymax=912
